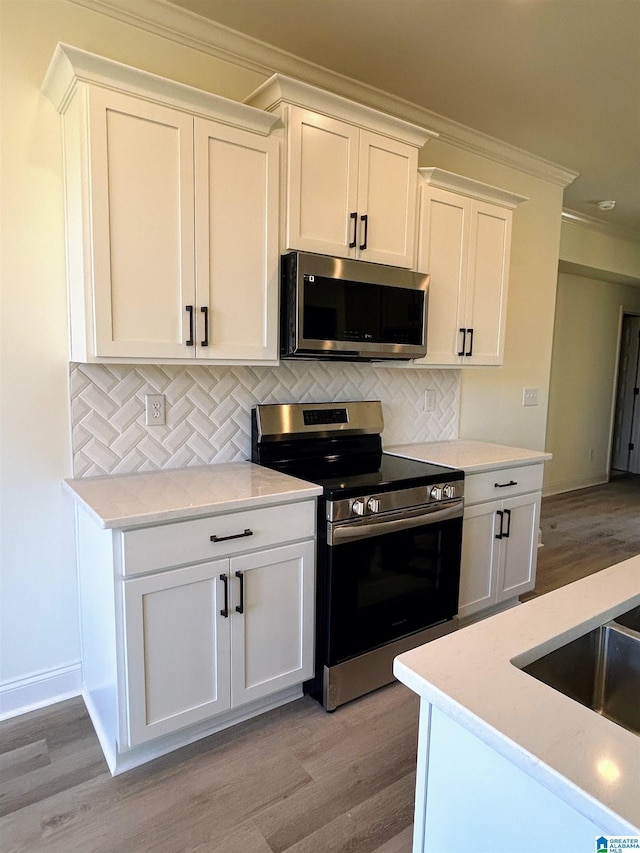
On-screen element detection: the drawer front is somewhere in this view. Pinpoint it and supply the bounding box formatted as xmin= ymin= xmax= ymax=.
xmin=465 ymin=464 xmax=544 ymax=505
xmin=121 ymin=500 xmax=316 ymax=576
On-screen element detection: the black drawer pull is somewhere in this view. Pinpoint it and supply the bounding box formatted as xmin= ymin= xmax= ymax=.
xmin=210 ymin=528 xmax=253 ymax=544
xmin=200 ymin=306 xmax=209 ymax=347
xmin=359 ymin=214 xmax=368 ymax=251
xmin=185 ymin=305 xmax=194 ymax=346
xmin=349 ymin=211 xmax=357 ymax=248
xmin=235 ymin=570 xmax=244 ymax=614
xmin=458 ymin=328 xmax=467 ymax=357
xmin=494 ymin=480 xmax=518 ymax=488
xmin=466 ymin=327 xmax=474 ymax=357
xmin=219 ymin=573 xmax=229 ymax=618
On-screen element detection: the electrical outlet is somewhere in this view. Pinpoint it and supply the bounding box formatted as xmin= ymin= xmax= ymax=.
xmin=522 ymin=388 xmax=539 ymax=407
xmin=424 ymin=389 xmax=436 ymax=412
xmin=145 ymin=394 xmax=166 ymax=426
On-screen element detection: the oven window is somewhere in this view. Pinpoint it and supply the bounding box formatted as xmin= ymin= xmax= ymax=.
xmin=325 ymin=518 xmax=462 ymax=664
xmin=303 ymin=277 xmax=424 ymax=345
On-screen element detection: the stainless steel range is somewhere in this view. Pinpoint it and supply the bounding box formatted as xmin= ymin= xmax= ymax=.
xmin=251 ymin=401 xmax=464 ymax=711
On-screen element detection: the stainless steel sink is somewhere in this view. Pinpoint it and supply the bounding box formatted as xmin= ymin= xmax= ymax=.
xmin=520 ymin=618 xmax=640 ymax=736
xmin=614 ymin=605 xmax=640 ymax=633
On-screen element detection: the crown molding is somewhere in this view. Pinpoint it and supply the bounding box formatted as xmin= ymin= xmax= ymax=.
xmin=419 ymin=168 xmax=528 ymax=209
xmin=562 ymin=209 xmax=640 ymax=246
xmin=69 ymin=0 xmax=579 ymax=187
xmin=245 ymin=74 xmax=437 ymax=148
xmin=42 ymin=42 xmax=280 ymax=134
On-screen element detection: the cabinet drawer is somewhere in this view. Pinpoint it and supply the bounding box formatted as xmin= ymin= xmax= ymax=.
xmin=465 ymin=464 xmax=544 ymax=505
xmin=121 ymin=500 xmax=316 ymax=576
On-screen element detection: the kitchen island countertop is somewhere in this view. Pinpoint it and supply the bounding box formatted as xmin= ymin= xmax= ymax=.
xmin=385 ymin=438 xmax=552 ymax=472
xmin=394 ymin=556 xmax=640 ymax=833
xmin=64 ymin=462 xmax=322 ymax=529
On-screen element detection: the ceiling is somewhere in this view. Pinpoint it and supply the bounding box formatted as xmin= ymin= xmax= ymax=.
xmin=167 ymin=0 xmax=640 ymax=237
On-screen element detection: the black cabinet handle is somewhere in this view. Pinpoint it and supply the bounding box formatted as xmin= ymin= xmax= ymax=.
xmin=210 ymin=528 xmax=253 ymax=544
xmin=220 ymin=573 xmax=229 ymax=618
xmin=349 ymin=211 xmax=357 ymax=248
xmin=185 ymin=305 xmax=194 ymax=347
xmin=458 ymin=328 xmax=467 ymax=357
xmin=200 ymin=306 xmax=209 ymax=347
xmin=359 ymin=214 xmax=368 ymax=250
xmin=495 ymin=509 xmax=504 ymax=540
xmin=466 ymin=327 xmax=474 ymax=357
xmin=235 ymin=570 xmax=244 ymax=614
xmin=503 ymin=508 xmax=512 ymax=538
xmin=494 ymin=480 xmax=518 ymax=489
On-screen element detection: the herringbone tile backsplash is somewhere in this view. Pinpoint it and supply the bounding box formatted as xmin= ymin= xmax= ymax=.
xmin=70 ymin=363 xmax=460 ymax=477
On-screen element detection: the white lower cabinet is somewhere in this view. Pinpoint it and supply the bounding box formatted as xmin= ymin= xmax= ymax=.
xmin=459 ymin=466 xmax=543 ymax=619
xmin=75 ymin=497 xmax=316 ymax=773
xmin=123 ymin=541 xmax=314 ymax=748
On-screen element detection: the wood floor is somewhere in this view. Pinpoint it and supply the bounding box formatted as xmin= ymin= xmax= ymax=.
xmin=2 ymin=475 xmax=638 ymax=853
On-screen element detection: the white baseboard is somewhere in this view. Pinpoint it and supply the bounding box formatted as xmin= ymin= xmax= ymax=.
xmin=542 ymin=472 xmax=609 ymax=497
xmin=0 ymin=663 xmax=82 ymax=721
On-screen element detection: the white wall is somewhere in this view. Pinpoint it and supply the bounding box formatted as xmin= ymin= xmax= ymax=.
xmin=543 ymin=219 xmax=640 ymax=495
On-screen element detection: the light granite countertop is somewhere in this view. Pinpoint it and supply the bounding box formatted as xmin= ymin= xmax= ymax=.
xmin=385 ymin=438 xmax=552 ymax=473
xmin=64 ymin=462 xmax=322 ymax=529
xmin=394 ymin=557 xmax=640 ymax=834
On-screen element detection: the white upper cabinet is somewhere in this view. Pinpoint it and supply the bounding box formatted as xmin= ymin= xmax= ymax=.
xmin=246 ymin=75 xmax=436 ymax=269
xmin=414 ymin=169 xmax=527 ymax=366
xmin=43 ymin=44 xmax=280 ymax=364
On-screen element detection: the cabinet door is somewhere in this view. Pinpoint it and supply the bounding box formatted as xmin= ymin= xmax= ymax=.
xmin=88 ymin=88 xmax=195 ymax=358
xmin=458 ymin=502 xmax=501 ymax=619
xmin=194 ymin=119 xmax=279 ymax=361
xmin=286 ymin=107 xmax=359 ymax=257
xmin=123 ymin=559 xmax=231 ymax=747
xmin=230 ymin=541 xmax=315 ymax=708
xmin=497 ymin=492 xmax=540 ymax=601
xmin=465 ymin=201 xmax=511 ymax=366
xmin=356 ymin=131 xmax=418 ymax=268
xmin=414 ymin=186 xmax=469 ymax=365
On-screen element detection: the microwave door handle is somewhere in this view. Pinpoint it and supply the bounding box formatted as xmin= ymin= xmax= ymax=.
xmin=349 ymin=211 xmax=357 ymax=248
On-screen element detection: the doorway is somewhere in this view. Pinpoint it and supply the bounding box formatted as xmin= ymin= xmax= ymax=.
xmin=611 ymin=313 xmax=640 ymax=474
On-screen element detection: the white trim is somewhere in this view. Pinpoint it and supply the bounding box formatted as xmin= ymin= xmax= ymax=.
xmin=68 ymin=0 xmax=579 ymax=188
xmin=245 ymin=74 xmax=436 ymax=148
xmin=418 ymin=168 xmax=528 ymax=209
xmin=0 ymin=663 xmax=82 ymax=721
xmin=557 ymin=261 xmax=640 ymax=288
xmin=542 ymin=473 xmax=609 ymax=497
xmin=562 ymin=209 xmax=640 ymax=245
xmin=42 ymin=43 xmax=280 ymax=135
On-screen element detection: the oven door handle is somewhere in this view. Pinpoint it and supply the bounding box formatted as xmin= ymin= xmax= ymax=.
xmin=328 ymin=501 xmax=463 ymax=545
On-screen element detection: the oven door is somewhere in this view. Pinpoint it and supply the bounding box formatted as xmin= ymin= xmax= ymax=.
xmin=324 ymin=503 xmax=462 ymax=665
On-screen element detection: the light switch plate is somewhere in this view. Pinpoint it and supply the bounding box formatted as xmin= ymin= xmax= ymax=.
xmin=522 ymin=388 xmax=539 ymax=407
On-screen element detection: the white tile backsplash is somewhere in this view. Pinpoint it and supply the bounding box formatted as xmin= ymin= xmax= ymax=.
xmin=70 ymin=362 xmax=460 ymax=477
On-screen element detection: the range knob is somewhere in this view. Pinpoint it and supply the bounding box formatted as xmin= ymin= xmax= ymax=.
xmin=352 ymin=499 xmax=365 ymax=516
xmin=367 ymin=497 xmax=381 ymax=514
xmin=430 ymin=485 xmax=444 ymax=501
xmin=443 ymin=484 xmax=456 ymax=500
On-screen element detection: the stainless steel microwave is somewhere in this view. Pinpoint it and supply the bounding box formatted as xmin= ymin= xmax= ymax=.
xmin=280 ymin=252 xmax=429 ymax=361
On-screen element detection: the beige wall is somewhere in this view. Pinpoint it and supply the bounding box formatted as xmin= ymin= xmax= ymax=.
xmin=544 ymin=224 xmax=640 ymax=495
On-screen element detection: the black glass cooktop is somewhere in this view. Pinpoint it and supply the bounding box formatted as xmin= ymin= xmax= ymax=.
xmin=266 ymin=451 xmax=463 ymax=500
